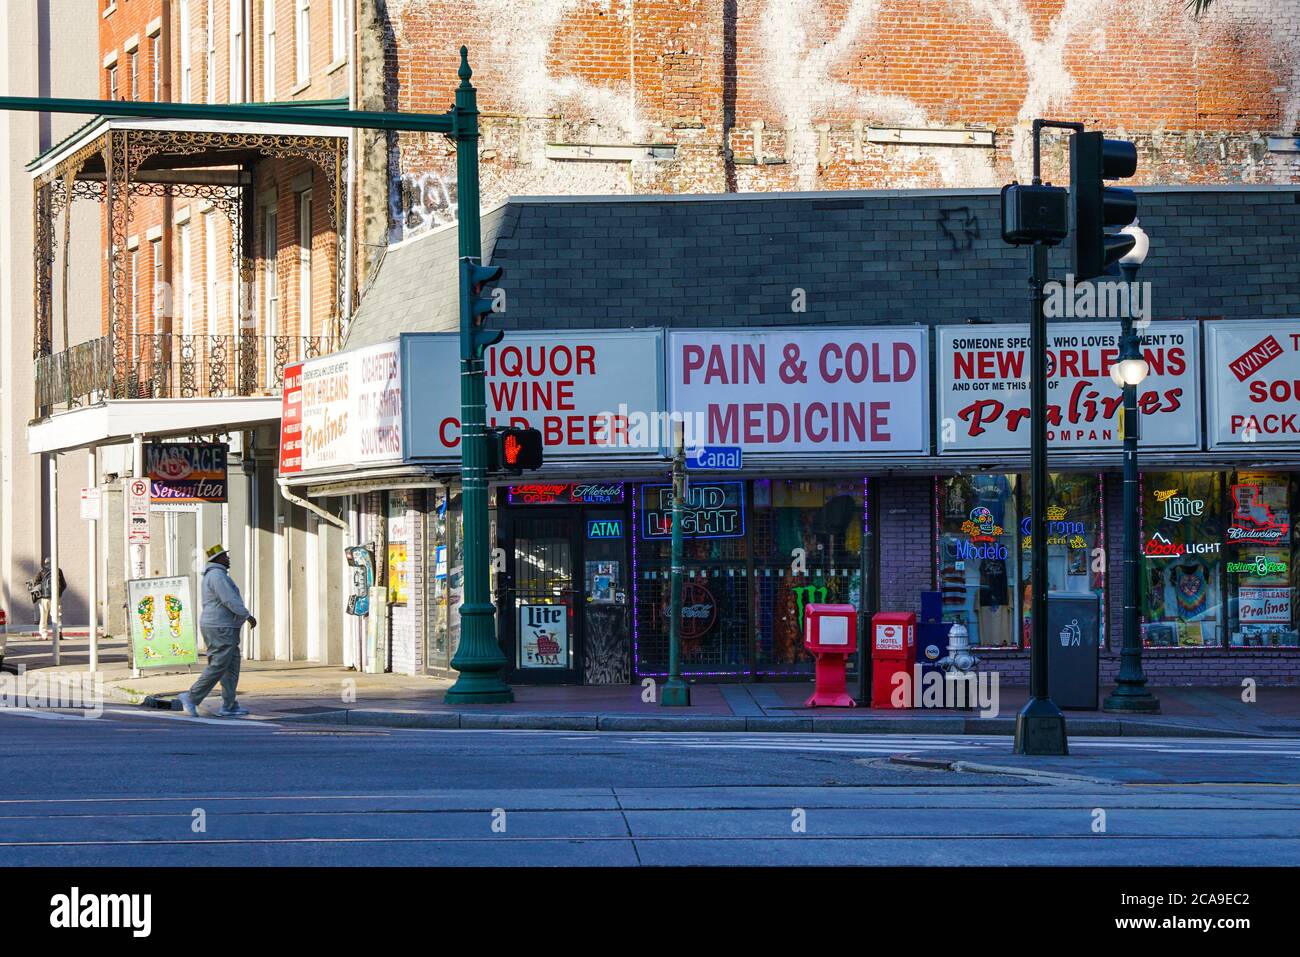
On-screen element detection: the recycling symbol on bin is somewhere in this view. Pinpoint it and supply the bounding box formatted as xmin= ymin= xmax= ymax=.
xmin=1059 ymin=619 xmax=1081 ymax=647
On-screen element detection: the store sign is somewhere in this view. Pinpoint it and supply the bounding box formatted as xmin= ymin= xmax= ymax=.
xmin=1228 ymin=483 xmax=1291 ymax=543
xmin=1228 ymin=555 xmax=1289 ymax=576
xmin=79 ymin=486 xmax=101 ymax=521
xmin=146 ymin=442 xmax=228 ymax=504
xmin=506 ymin=483 xmax=625 ymax=505
xmin=518 ymin=603 xmax=568 ymax=669
xmin=278 ymin=341 xmax=404 ymax=474
xmin=642 ymin=481 xmax=745 ymax=539
xmin=1142 ymin=532 xmax=1221 ymax=558
xmin=680 ymin=581 xmax=717 ymax=639
xmin=1153 ymin=488 xmax=1204 ymax=522
xmin=402 ymin=331 xmax=664 ymax=459
xmin=667 ymin=328 xmax=929 ymax=454
xmin=586 ymin=519 xmax=624 ymax=539
xmin=937 ymin=321 xmax=1200 ymax=452
xmin=1206 ymin=319 xmax=1300 ymax=448
xmin=127 ymin=576 xmax=198 ymax=668
xmin=1240 ymin=586 xmax=1292 ymax=624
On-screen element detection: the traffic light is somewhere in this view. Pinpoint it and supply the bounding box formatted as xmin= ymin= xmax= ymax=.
xmin=489 ymin=426 xmax=543 ymax=475
xmin=460 ymin=258 xmax=505 ymax=359
xmin=1070 ymin=131 xmax=1138 ymax=280
xmin=1000 ymin=182 xmax=1069 ymax=246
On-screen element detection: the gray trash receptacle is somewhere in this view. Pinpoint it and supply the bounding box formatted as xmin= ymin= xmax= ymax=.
xmin=1046 ymin=591 xmax=1101 ymax=710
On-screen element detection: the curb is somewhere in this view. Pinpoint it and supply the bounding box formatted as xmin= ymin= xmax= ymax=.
xmin=263 ymin=707 xmax=1270 ymax=738
xmin=888 ymin=754 xmax=1116 ymax=786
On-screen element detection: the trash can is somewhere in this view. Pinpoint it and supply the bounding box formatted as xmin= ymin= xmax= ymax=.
xmin=1046 ymin=591 xmax=1101 ymax=710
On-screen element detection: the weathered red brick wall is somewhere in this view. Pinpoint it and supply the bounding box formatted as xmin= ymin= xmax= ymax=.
xmin=377 ymin=0 xmax=1300 ymax=240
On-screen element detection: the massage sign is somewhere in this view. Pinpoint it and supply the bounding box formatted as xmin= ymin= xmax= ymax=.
xmin=936 ymin=322 xmax=1200 ymax=452
xmin=668 ymin=329 xmax=929 ymax=455
xmin=1206 ymin=319 xmax=1300 ymax=448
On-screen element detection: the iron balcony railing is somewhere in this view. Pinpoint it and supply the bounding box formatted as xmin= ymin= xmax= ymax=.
xmin=35 ymin=333 xmax=338 ymax=411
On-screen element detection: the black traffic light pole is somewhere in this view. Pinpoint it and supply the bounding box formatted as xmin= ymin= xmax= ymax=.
xmin=1013 ymin=119 xmax=1081 ymax=757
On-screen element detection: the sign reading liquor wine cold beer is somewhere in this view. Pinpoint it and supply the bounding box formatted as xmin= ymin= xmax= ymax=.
xmin=936 ymin=321 xmax=1200 ymax=452
xmin=1206 ymin=319 xmax=1300 ymax=449
xmin=402 ymin=330 xmax=664 ymax=460
xmin=278 ymin=340 xmax=404 ymax=474
xmin=667 ymin=328 xmax=929 ymax=454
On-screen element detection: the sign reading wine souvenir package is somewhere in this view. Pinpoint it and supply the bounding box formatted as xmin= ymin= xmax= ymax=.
xmin=1206 ymin=319 xmax=1300 ymax=449
xmin=402 ymin=330 xmax=664 ymax=460
xmin=936 ymin=322 xmax=1200 ymax=452
xmin=667 ymin=328 xmax=929 ymax=455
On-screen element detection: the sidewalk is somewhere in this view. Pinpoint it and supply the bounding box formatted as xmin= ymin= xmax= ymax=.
xmin=11 ymin=635 xmax=1300 ymax=737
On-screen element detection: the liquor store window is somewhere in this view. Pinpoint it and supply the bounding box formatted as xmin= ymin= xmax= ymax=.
xmin=937 ymin=472 xmax=1105 ymax=648
xmin=1139 ymin=471 xmax=1224 ymax=648
xmin=1225 ymin=470 xmax=1298 ymax=648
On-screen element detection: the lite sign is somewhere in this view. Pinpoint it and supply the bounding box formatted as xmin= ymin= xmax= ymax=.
xmin=667 ymin=329 xmax=929 ymax=454
xmin=936 ymin=321 xmax=1199 ymax=452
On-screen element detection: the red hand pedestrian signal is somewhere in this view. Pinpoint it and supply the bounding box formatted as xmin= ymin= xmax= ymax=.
xmin=489 ymin=427 xmax=543 ymax=475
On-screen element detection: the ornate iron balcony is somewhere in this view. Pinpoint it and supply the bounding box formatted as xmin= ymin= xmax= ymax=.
xmin=34 ymin=333 xmax=338 ymax=412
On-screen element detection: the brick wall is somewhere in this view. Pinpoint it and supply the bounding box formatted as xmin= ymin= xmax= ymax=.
xmin=379 ymin=0 xmax=1300 ymax=242
xmin=878 ymin=475 xmax=935 ymax=611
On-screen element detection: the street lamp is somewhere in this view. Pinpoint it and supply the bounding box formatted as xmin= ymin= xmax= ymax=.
xmin=1104 ymin=220 xmax=1160 ymax=714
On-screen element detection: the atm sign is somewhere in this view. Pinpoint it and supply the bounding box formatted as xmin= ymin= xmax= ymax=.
xmin=587 ymin=519 xmax=624 ymax=539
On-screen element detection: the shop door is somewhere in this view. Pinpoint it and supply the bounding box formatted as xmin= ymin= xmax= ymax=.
xmin=508 ymin=513 xmax=580 ymax=682
xmin=580 ymin=508 xmax=631 ymax=684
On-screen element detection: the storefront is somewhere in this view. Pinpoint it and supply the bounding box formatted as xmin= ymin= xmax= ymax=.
xmin=279 ymin=318 xmax=1300 ymax=687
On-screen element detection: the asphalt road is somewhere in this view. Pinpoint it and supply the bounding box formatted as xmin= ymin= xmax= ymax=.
xmin=3 ymin=706 xmax=1299 ymax=866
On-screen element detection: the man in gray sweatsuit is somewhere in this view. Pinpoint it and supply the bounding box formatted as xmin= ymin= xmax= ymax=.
xmin=179 ymin=544 xmax=257 ymax=717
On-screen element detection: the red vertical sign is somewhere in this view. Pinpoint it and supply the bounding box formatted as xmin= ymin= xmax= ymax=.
xmin=278 ymin=362 xmax=304 ymax=474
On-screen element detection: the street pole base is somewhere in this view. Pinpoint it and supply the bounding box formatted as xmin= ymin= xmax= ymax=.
xmin=1014 ymin=697 xmax=1069 ymax=755
xmin=444 ymin=672 xmax=515 ymax=704
xmin=1102 ymin=688 xmax=1161 ymax=714
xmin=661 ymin=680 xmax=691 ymax=707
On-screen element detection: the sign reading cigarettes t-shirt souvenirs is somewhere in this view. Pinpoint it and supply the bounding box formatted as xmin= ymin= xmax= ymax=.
xmin=1206 ymin=319 xmax=1300 ymax=449
xmin=402 ymin=330 xmax=663 ymax=459
xmin=279 ymin=341 xmax=404 ymax=473
xmin=936 ymin=321 xmax=1200 ymax=452
xmin=667 ymin=329 xmax=929 ymax=454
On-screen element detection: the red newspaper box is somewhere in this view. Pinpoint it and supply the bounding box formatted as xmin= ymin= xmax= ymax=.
xmin=803 ymin=603 xmax=858 ymax=707
xmin=871 ymin=611 xmax=916 ymax=708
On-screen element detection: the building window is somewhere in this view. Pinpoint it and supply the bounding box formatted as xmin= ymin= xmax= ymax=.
xmin=152 ymin=34 xmax=162 ymax=101
xmin=129 ymin=51 xmax=138 ymax=100
xmin=206 ymin=0 xmax=216 ymax=103
xmin=179 ymin=221 xmax=194 ymax=337
xmin=1225 ymin=470 xmax=1298 ymax=647
xmin=263 ymin=205 xmax=279 ymax=335
xmin=938 ymin=474 xmax=1021 ymax=648
xmin=297 ymin=189 xmax=312 ymax=338
xmin=179 ymin=1 xmax=192 ymax=102
xmin=1019 ymin=473 xmax=1106 ymax=648
xmin=129 ymin=248 xmax=140 ymax=343
xmin=1140 ymin=471 xmax=1224 ymax=648
xmin=107 ymin=65 xmax=118 ymax=100
xmin=263 ymin=0 xmax=277 ymax=99
xmin=204 ymin=211 xmax=219 ymax=337
xmin=229 ymin=0 xmax=244 ymax=102
xmin=332 ymin=0 xmax=346 ymax=63
xmin=151 ymin=238 xmax=166 ymax=319
xmin=295 ymin=0 xmax=310 ymax=86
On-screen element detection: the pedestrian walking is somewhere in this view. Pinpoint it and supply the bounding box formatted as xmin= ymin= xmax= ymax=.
xmin=31 ymin=558 xmax=66 ymax=641
xmin=179 ymin=544 xmax=256 ymax=718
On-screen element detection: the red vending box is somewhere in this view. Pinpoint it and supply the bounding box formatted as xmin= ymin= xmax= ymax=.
xmin=871 ymin=611 xmax=916 ymax=708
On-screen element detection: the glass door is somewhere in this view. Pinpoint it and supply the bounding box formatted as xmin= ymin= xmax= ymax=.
xmin=508 ymin=513 xmax=579 ymax=681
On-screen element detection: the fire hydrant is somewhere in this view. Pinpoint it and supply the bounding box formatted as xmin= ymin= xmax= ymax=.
xmin=936 ymin=622 xmax=980 ymax=709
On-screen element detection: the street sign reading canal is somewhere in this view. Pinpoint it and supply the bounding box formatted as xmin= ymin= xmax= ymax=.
xmin=686 ymin=445 xmax=743 ymax=471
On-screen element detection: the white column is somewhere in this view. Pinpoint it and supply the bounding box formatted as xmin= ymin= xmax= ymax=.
xmin=88 ymin=447 xmax=99 ymax=672
xmin=131 ymin=434 xmax=146 ymax=578
xmin=48 ymin=454 xmax=61 ymax=665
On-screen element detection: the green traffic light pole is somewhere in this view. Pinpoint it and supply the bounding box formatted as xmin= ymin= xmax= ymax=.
xmin=1 ymin=46 xmax=513 ymax=702
xmin=661 ymin=422 xmax=691 ymax=707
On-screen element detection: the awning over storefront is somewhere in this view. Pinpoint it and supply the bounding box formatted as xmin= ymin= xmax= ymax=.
xmin=27 ymin=396 xmax=283 ymax=454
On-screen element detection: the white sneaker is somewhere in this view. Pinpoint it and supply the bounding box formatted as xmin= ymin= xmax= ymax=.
xmin=178 ymin=692 xmax=198 ymax=716
xmin=217 ymin=704 xmax=250 ymax=717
